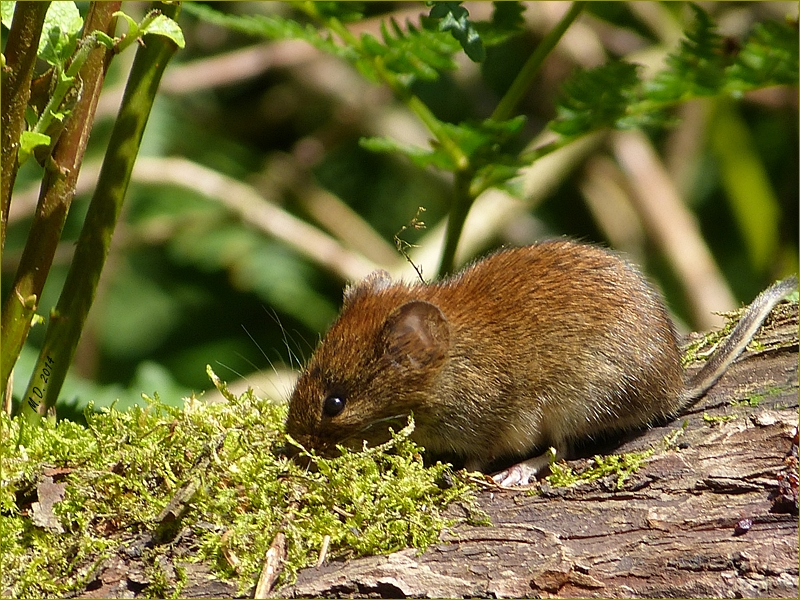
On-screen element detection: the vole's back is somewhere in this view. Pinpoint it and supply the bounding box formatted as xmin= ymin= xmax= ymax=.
xmin=407 ymin=240 xmax=684 ymax=462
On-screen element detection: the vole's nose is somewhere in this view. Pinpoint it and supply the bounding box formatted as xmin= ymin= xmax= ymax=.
xmin=274 ymin=442 xmax=298 ymax=459
xmin=278 ymin=437 xmax=318 ymax=470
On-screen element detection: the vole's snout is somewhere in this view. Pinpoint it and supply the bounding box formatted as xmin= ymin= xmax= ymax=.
xmin=275 ymin=441 xmax=301 ymax=460
xmin=280 ymin=435 xmax=320 ymax=471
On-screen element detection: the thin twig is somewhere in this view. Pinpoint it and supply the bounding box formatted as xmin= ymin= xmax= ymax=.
xmin=254 ymin=531 xmax=287 ymax=598
xmin=612 ymin=129 xmax=736 ymax=329
xmin=131 ymin=157 xmax=380 ymax=282
xmin=315 ymin=534 xmax=331 ymax=568
xmin=394 ymin=207 xmax=427 ymax=283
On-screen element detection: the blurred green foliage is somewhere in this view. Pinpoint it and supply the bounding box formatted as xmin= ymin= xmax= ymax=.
xmin=3 ymin=1 xmax=797 ymax=417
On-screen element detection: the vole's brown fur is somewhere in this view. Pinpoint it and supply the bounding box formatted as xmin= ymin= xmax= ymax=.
xmin=286 ymin=240 xmax=796 ymax=485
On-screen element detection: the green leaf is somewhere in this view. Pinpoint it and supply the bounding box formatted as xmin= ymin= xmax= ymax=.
xmin=427 ymin=2 xmax=485 ymax=62
xmin=38 ymin=1 xmax=83 ymax=67
xmin=17 ymin=131 xmax=51 ymax=165
xmin=371 ymin=17 xmax=459 ymax=82
xmin=440 ymin=115 xmax=526 ymax=159
xmin=93 ymin=31 xmax=115 ymax=50
xmin=1 ymin=1 xmax=15 ymax=27
xmin=142 ymin=14 xmax=185 ymax=49
xmin=112 ymin=10 xmax=139 ymax=38
xmin=359 ymin=136 xmax=455 ymax=171
xmin=476 ymin=114 xmax=527 ymax=137
xmin=361 ymin=115 xmax=526 ymax=184
xmin=360 ymin=32 xmax=388 ymax=57
xmin=472 ymin=161 xmax=524 ymax=197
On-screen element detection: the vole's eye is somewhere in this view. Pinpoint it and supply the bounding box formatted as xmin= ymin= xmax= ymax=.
xmin=322 ymin=395 xmax=345 ymax=417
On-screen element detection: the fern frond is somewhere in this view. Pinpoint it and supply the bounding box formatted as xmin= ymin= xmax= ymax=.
xmin=366 ymin=17 xmax=461 ymax=81
xmin=359 ymin=136 xmax=455 ymax=171
xmin=360 ymin=115 xmax=526 ymax=182
xmin=549 ymin=61 xmax=640 ymax=136
xmin=646 ymin=4 xmax=727 ymax=102
xmin=725 ymin=19 xmax=799 ymax=93
xmin=549 ymin=5 xmax=798 ymax=140
xmin=182 ymin=3 xmax=356 ymax=62
xmin=186 ymin=2 xmax=527 ymax=88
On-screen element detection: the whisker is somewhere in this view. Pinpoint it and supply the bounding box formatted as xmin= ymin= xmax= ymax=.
xmin=291 ymin=326 xmax=316 ymax=361
xmin=261 ymin=306 xmax=306 ymax=370
xmin=241 ymin=325 xmax=285 ymax=383
xmin=213 ymin=360 xmax=246 ymax=380
xmin=357 ymin=413 xmax=410 ymax=435
xmin=242 ymin=324 xmax=271 ymax=366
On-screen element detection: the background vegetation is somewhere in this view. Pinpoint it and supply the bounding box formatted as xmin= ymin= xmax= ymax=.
xmin=3 ymin=1 xmax=798 ymax=419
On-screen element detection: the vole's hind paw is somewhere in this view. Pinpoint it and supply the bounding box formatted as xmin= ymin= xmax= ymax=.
xmin=492 ymin=463 xmax=535 ymax=486
xmin=492 ymin=451 xmax=556 ymax=487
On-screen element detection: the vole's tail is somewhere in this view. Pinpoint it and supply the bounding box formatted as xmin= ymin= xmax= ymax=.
xmin=683 ymin=274 xmax=798 ymax=402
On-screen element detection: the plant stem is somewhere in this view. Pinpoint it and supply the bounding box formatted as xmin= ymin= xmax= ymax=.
xmin=405 ymin=94 xmax=468 ymax=171
xmin=492 ymin=1 xmax=586 ymax=122
xmin=434 ymin=1 xmax=586 ymax=277
xmin=304 ymin=2 xmax=583 ymax=276
xmin=1 ymin=1 xmax=50 ymax=252
xmin=2 ymin=1 xmax=121 ymax=418
xmin=22 ymin=2 xmax=183 ymax=421
xmin=31 ymin=38 xmax=98 ymax=138
xmin=437 ymin=169 xmax=474 ymax=277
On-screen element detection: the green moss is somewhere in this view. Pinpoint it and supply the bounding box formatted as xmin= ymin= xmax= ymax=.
xmin=682 ymin=297 xmax=797 ymax=368
xmin=544 ymin=447 xmax=656 ymax=491
xmin=731 ymin=385 xmax=785 ymax=407
xmin=540 ymin=427 xmax=692 ymax=493
xmin=1 ymin=369 xmax=483 ymax=597
xmin=702 ymin=412 xmax=738 ymax=425
xmin=681 ymin=309 xmax=741 ymax=367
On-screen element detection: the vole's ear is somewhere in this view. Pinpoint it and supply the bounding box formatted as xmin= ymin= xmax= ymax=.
xmin=381 ymin=301 xmax=450 ymax=371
